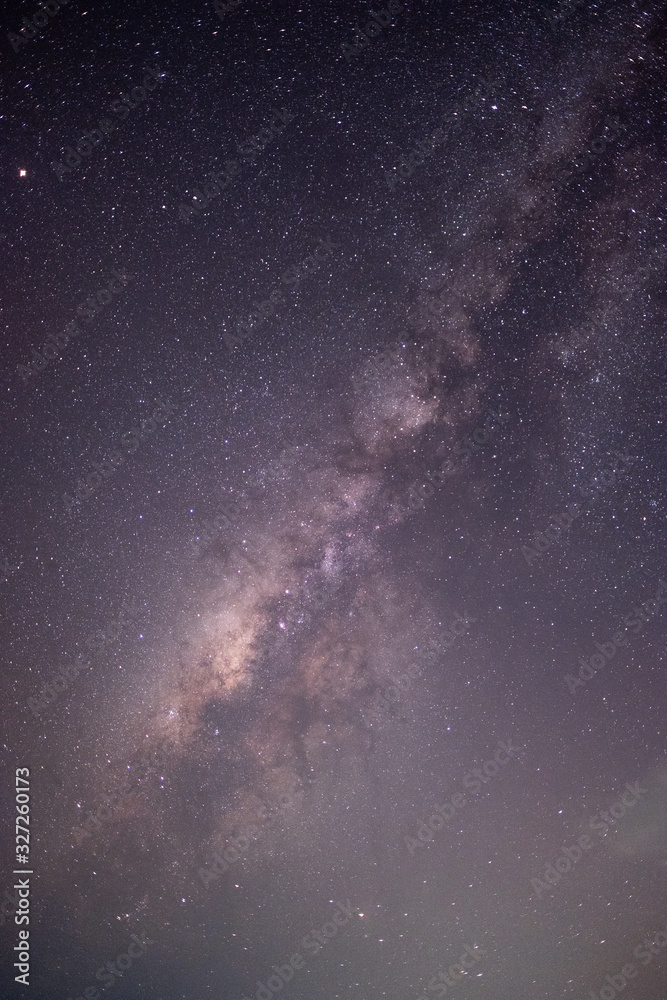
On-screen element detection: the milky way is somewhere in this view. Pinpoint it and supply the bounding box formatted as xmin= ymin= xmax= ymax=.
xmin=2 ymin=2 xmax=667 ymax=999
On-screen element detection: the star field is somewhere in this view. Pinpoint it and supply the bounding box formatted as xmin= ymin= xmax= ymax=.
xmin=1 ymin=2 xmax=667 ymax=1000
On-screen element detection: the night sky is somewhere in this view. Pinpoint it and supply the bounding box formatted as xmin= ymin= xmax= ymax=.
xmin=2 ymin=1 xmax=667 ymax=999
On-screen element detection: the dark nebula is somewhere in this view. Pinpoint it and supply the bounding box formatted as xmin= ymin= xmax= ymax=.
xmin=1 ymin=1 xmax=667 ymax=1000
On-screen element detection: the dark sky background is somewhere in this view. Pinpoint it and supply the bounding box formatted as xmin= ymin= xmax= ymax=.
xmin=1 ymin=1 xmax=667 ymax=999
